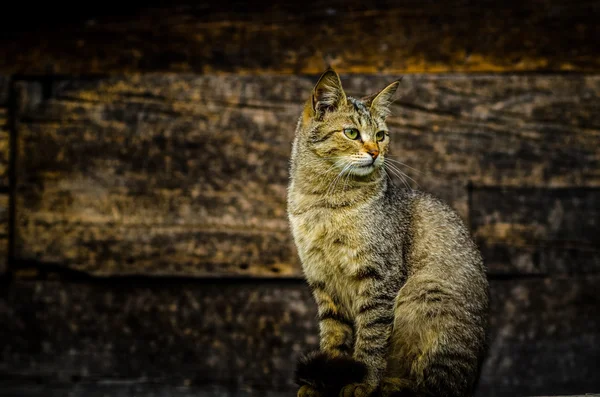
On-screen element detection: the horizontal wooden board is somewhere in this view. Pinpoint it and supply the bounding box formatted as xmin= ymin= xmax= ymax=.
xmin=14 ymin=74 xmax=600 ymax=276
xmin=471 ymin=187 xmax=600 ymax=275
xmin=0 ymin=382 xmax=284 ymax=397
xmin=0 ymin=277 xmax=598 ymax=397
xmin=0 ymin=0 xmax=599 ymax=74
xmin=14 ymin=76 xmax=304 ymax=277
xmin=0 ymin=280 xmax=317 ymax=392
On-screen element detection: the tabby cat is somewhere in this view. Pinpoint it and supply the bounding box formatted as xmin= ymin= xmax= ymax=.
xmin=287 ymin=69 xmax=489 ymax=397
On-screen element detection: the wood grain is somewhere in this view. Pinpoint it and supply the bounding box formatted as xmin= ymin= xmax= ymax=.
xmin=471 ymin=186 xmax=600 ymax=275
xmin=0 ymin=76 xmax=10 ymax=273
xmin=0 ymin=280 xmax=318 ymax=392
xmin=0 ymin=0 xmax=599 ymax=75
xmin=0 ymin=277 xmax=598 ymax=397
xmin=14 ymin=74 xmax=600 ymax=276
xmin=0 ymin=80 xmax=9 ymax=188
xmin=0 ymin=382 xmax=286 ymax=397
xmin=15 ymin=76 xmax=305 ymax=277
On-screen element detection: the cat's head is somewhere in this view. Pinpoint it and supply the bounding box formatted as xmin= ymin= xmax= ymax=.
xmin=295 ymin=68 xmax=400 ymax=178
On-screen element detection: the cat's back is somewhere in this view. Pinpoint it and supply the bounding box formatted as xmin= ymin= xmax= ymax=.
xmin=387 ymin=186 xmax=487 ymax=285
xmin=386 ymin=187 xmax=469 ymax=239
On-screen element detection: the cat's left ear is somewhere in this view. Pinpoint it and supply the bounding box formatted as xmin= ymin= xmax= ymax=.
xmin=311 ymin=68 xmax=347 ymax=119
xmin=364 ymin=78 xmax=402 ymax=119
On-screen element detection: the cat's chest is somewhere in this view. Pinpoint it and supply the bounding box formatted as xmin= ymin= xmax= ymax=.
xmin=290 ymin=208 xmax=365 ymax=279
xmin=290 ymin=207 xmax=369 ymax=316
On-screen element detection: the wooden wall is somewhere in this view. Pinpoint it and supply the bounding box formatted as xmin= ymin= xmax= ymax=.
xmin=0 ymin=1 xmax=599 ymax=396
xmin=0 ymin=76 xmax=10 ymax=275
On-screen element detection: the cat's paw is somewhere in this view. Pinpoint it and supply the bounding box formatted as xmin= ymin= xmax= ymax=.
xmin=339 ymin=383 xmax=373 ymax=397
xmin=378 ymin=377 xmax=415 ymax=397
xmin=298 ymin=385 xmax=321 ymax=397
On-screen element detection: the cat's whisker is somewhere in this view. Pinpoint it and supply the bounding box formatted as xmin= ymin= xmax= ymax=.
xmin=384 ymin=158 xmax=423 ymax=175
xmin=385 ymin=163 xmax=412 ymax=191
xmin=323 ymin=158 xmax=347 ymax=176
xmin=382 ymin=169 xmax=395 ymax=187
xmin=342 ymin=163 xmax=357 ymax=191
xmin=390 ymin=169 xmax=410 ymax=191
xmin=391 ymin=167 xmax=414 ymax=192
xmin=326 ymin=161 xmax=352 ymax=197
xmin=336 ymin=163 xmax=354 ymax=192
xmin=396 ymin=168 xmax=420 ymax=188
xmin=385 ymin=161 xmax=420 ymax=190
xmin=383 ymin=161 xmax=401 ymax=180
xmin=328 ymin=169 xmax=346 ymax=196
xmin=325 ymin=171 xmax=342 ymax=197
xmin=327 ymin=170 xmax=345 ymax=195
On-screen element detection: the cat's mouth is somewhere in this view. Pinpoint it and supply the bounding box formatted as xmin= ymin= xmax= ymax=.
xmin=357 ymin=158 xmax=378 ymax=168
xmin=350 ymin=161 xmax=378 ymax=176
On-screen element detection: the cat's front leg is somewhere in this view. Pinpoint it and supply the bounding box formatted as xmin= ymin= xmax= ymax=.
xmin=312 ymin=281 xmax=354 ymax=356
xmin=344 ymin=268 xmax=396 ymax=396
xmin=296 ymin=281 xmax=363 ymax=397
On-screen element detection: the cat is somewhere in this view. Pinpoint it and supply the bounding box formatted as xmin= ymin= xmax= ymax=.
xmin=287 ymin=69 xmax=489 ymax=397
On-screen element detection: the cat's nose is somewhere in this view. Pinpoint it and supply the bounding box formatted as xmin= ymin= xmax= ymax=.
xmin=367 ymin=149 xmax=379 ymax=160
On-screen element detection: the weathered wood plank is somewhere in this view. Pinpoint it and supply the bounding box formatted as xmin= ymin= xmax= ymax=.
xmin=0 ymin=280 xmax=317 ymax=391
xmin=0 ymin=84 xmax=9 ymax=188
xmin=0 ymin=195 xmax=9 ymax=274
xmin=15 ymin=74 xmax=600 ymax=276
xmin=0 ymin=382 xmax=296 ymax=397
xmin=471 ymin=186 xmax=600 ymax=275
xmin=15 ymin=76 xmax=304 ymax=277
xmin=1 ymin=0 xmax=599 ymax=74
xmin=479 ymin=277 xmax=600 ymax=397
xmin=0 ymin=76 xmax=8 ymax=106
xmin=0 ymin=277 xmax=598 ymax=397
xmin=0 ymin=76 xmax=10 ymax=273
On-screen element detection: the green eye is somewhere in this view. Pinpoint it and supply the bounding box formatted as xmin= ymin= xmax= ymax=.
xmin=343 ymin=128 xmax=360 ymax=140
xmin=376 ymin=131 xmax=386 ymax=141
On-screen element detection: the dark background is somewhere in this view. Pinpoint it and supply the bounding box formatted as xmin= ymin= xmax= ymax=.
xmin=0 ymin=1 xmax=599 ymax=396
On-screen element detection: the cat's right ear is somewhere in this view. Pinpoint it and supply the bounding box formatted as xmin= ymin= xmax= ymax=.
xmin=310 ymin=68 xmax=347 ymax=120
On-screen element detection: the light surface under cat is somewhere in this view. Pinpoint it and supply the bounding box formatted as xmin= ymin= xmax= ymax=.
xmin=287 ymin=69 xmax=489 ymax=397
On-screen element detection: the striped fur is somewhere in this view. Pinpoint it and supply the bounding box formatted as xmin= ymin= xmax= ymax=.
xmin=288 ymin=69 xmax=489 ymax=397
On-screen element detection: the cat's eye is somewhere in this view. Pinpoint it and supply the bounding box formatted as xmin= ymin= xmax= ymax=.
xmin=376 ymin=131 xmax=386 ymax=142
xmin=343 ymin=128 xmax=360 ymax=140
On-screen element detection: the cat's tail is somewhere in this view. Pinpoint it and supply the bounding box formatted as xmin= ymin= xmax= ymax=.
xmin=294 ymin=351 xmax=368 ymax=396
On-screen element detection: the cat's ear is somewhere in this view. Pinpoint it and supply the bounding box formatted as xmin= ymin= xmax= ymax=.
xmin=311 ymin=68 xmax=347 ymax=119
xmin=364 ymin=78 xmax=402 ymax=119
